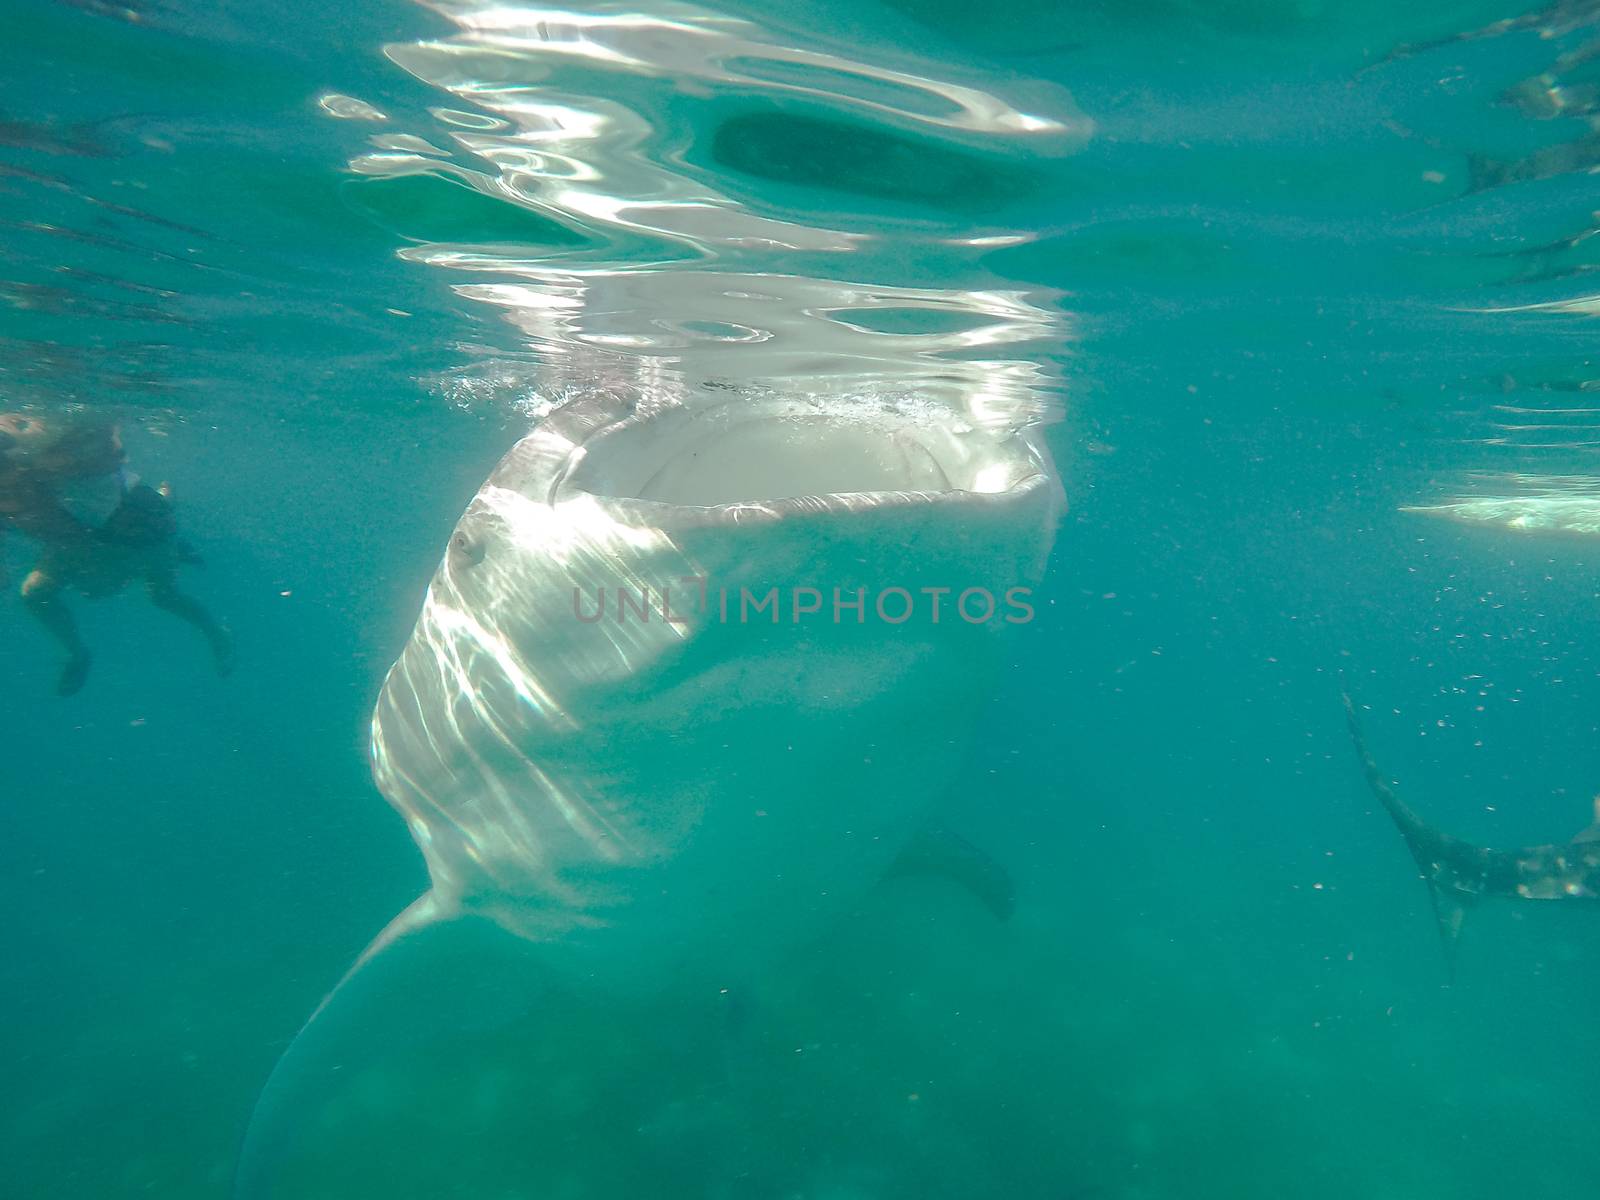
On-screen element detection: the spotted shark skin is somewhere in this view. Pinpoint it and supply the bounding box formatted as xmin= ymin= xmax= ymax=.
xmin=1342 ymin=692 xmax=1600 ymax=977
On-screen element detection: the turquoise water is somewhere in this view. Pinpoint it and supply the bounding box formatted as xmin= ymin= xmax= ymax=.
xmin=4 ymin=1 xmax=1599 ymax=1196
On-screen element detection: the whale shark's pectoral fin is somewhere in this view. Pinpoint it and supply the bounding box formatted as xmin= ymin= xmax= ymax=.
xmin=233 ymin=896 xmax=555 ymax=1200
xmin=1573 ymin=796 xmax=1600 ymax=844
xmin=1424 ymin=879 xmax=1473 ymax=986
xmin=884 ymin=824 xmax=1016 ymax=921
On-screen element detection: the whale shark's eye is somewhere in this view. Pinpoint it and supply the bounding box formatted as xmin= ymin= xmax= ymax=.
xmin=448 ymin=529 xmax=486 ymax=569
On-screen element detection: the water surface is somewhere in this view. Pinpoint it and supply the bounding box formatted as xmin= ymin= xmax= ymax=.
xmin=3 ymin=1 xmax=1598 ymax=1196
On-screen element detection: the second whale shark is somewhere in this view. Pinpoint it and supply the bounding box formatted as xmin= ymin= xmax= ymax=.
xmin=1342 ymin=691 xmax=1599 ymax=976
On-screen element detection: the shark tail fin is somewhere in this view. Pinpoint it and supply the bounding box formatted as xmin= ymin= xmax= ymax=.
xmin=232 ymin=895 xmax=550 ymax=1200
xmin=1341 ymin=690 xmax=1471 ymax=982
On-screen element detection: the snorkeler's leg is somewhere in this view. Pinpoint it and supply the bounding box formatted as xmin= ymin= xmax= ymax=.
xmin=146 ymin=575 xmax=234 ymax=676
xmin=21 ymin=568 xmax=92 ymax=695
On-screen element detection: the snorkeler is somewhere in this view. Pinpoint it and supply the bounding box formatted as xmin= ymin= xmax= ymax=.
xmin=19 ymin=478 xmax=234 ymax=696
xmin=0 ymin=410 xmax=125 ymax=480
xmin=0 ymin=410 xmax=126 ymax=553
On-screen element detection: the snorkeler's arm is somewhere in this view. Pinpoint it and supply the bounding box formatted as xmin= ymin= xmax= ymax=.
xmin=174 ymin=537 xmax=205 ymax=567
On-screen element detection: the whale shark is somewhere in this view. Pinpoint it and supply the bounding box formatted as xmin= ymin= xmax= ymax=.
xmin=1401 ymin=473 xmax=1600 ymax=537
xmin=235 ymin=384 xmax=1062 ymax=1196
xmin=1341 ymin=691 xmax=1600 ymax=977
xmin=244 ymin=3 xmax=1084 ymax=1188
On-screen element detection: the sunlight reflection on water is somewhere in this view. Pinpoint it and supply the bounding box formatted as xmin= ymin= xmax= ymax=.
xmin=323 ymin=0 xmax=1090 ymax=430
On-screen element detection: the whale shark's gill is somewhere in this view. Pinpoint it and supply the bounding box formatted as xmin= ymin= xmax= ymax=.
xmin=1342 ymin=691 xmax=1600 ymax=979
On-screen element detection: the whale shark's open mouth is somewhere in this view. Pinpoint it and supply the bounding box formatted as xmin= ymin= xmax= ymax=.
xmin=367 ymin=384 xmax=1064 ymax=970
xmin=555 ymin=396 xmax=1045 ymax=510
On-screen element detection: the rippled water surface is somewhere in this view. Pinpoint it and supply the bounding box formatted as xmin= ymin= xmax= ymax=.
xmin=3 ymin=1 xmax=1600 ymax=1197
